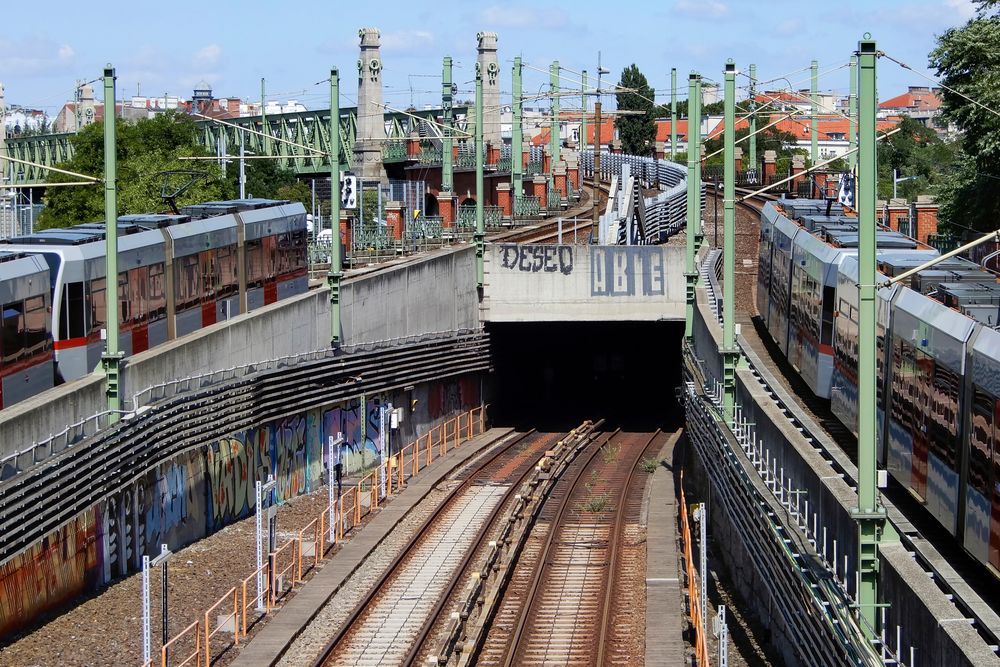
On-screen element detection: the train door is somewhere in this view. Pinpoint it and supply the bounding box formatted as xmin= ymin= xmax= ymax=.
xmin=200 ymin=250 xmax=217 ymax=327
xmin=992 ymin=398 xmax=1000 ymax=572
xmin=263 ymin=236 xmax=278 ymax=305
xmin=129 ymin=266 xmax=149 ymax=353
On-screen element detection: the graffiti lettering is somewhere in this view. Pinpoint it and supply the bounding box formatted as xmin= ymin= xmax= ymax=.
xmin=499 ymin=244 xmax=573 ymax=275
xmin=590 ymin=247 xmax=666 ymax=297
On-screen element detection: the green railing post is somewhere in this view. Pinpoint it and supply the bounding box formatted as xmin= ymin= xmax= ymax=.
xmin=670 ymin=67 xmax=677 ymax=161
xmin=855 ymin=34 xmax=890 ymax=639
xmin=748 ymin=63 xmax=757 ymax=175
xmin=101 ymin=65 xmax=123 ymax=421
xmin=723 ymin=61 xmax=739 ymax=420
xmin=475 ymin=66 xmax=485 ymax=290
xmin=685 ymin=72 xmax=701 ymax=342
xmin=442 ymin=56 xmax=454 ymax=193
xmin=849 ymin=55 xmax=858 ymax=172
xmin=512 ymin=57 xmax=523 ymax=204
xmin=328 ymin=68 xmax=343 ymax=347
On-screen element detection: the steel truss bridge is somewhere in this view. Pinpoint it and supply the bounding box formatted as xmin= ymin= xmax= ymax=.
xmin=4 ymin=105 xmax=469 ymax=185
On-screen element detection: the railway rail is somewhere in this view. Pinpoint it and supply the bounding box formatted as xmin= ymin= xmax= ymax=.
xmin=307 ymin=425 xmax=599 ymax=667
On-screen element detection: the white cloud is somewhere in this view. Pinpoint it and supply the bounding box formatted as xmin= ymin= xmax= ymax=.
xmin=674 ymin=0 xmax=729 ymax=18
xmin=380 ymin=30 xmax=435 ymax=54
xmin=480 ymin=5 xmax=569 ymax=29
xmin=945 ymin=0 xmax=976 ymax=20
xmin=0 ymin=37 xmax=76 ymax=76
xmin=193 ymin=44 xmax=222 ymax=68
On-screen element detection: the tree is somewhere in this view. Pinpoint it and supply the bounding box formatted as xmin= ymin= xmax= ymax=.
xmin=928 ymin=11 xmax=1000 ymax=232
xmin=615 ymin=64 xmax=656 ymax=155
xmin=703 ymin=125 xmax=799 ymax=168
xmin=37 ymin=111 xmax=229 ymax=229
xmin=875 ymin=116 xmax=958 ymax=201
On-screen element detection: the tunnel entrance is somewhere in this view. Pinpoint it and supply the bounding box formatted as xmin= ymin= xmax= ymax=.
xmin=486 ymin=321 xmax=685 ymax=431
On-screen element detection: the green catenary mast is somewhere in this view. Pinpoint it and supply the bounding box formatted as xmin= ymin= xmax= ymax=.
xmin=101 ymin=65 xmax=123 ymax=420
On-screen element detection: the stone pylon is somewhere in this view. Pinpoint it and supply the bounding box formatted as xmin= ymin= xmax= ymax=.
xmin=354 ymin=27 xmax=387 ymax=182
xmin=476 ymin=32 xmax=501 ymax=151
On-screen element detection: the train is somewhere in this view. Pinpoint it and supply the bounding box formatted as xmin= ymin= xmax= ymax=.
xmin=0 ymin=198 xmax=308 ymax=410
xmin=757 ymin=198 xmax=1000 ymax=576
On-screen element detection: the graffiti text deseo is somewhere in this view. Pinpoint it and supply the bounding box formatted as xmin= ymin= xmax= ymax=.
xmin=590 ymin=247 xmax=665 ymax=297
xmin=499 ymin=244 xmax=573 ymax=275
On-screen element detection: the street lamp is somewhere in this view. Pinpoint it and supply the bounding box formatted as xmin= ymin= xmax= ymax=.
xmin=142 ymin=543 xmax=173 ymax=664
xmin=892 ymin=168 xmax=917 ymax=200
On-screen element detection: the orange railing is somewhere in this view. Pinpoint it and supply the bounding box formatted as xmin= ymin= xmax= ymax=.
xmin=203 ymin=587 xmax=238 ymax=667
xmin=156 ymin=405 xmax=486 ymax=665
xmin=269 ymin=538 xmax=298 ymax=606
xmin=161 ymin=620 xmax=200 ymax=667
xmin=680 ymin=472 xmax=711 ymax=666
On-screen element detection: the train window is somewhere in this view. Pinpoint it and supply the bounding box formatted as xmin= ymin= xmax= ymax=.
xmin=821 ymin=286 xmax=835 ymax=346
xmin=90 ymin=278 xmax=107 ymax=336
xmin=971 ymin=388 xmax=994 ymax=496
xmin=24 ymin=296 xmax=49 ymax=356
xmin=218 ymin=246 xmax=238 ymax=298
xmin=128 ymin=267 xmax=147 ymax=323
xmin=118 ymin=272 xmax=129 ymax=325
xmin=61 ymin=282 xmax=87 ymax=340
xmin=149 ymin=263 xmax=166 ymax=321
xmin=175 ymin=254 xmax=200 ymax=310
xmin=1 ymin=301 xmax=24 ymax=363
xmin=247 ymin=239 xmax=263 ymax=287
xmin=199 ymin=250 xmax=217 ymax=299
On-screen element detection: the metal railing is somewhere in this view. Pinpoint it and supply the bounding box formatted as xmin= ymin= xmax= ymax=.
xmin=525 ymin=161 xmax=542 ymax=176
xmin=382 ymin=140 xmax=407 ymax=161
xmin=456 ymin=205 xmax=503 ymax=230
xmin=514 ymin=195 xmax=542 ymax=218
xmin=417 ymin=147 xmax=443 ymax=164
xmin=546 ymin=188 xmax=563 ymax=211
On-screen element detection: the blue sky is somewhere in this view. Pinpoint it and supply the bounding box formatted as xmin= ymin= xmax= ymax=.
xmin=0 ymin=0 xmax=979 ymax=114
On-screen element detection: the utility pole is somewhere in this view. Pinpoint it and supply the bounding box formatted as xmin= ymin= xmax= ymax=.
xmin=855 ymin=34 xmax=891 ymax=639
xmin=684 ymin=72 xmax=701 ymax=341
xmin=670 ymin=68 xmax=678 ymax=161
xmin=694 ymin=76 xmax=703 ymax=247
xmin=810 ymin=60 xmax=819 ymax=169
xmin=723 ymin=61 xmax=739 ymax=420
xmin=442 ymin=57 xmax=454 ymax=193
xmin=748 ymin=64 xmax=757 ymax=178
xmin=581 ymin=70 xmax=588 ymax=166
xmin=328 ymin=68 xmax=342 ymax=347
xmin=261 ymin=78 xmax=268 ymax=156
xmin=849 ymin=55 xmax=858 ymax=172
xmin=475 ymin=65 xmax=485 ymax=289
xmin=591 ymin=53 xmax=608 ymax=243
xmin=101 ymin=65 xmax=123 ymax=421
xmin=550 ymin=61 xmax=560 ymax=191
xmin=512 ymin=57 xmax=523 ymax=207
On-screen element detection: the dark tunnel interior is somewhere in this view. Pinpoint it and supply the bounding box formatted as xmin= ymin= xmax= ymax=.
xmin=486 ymin=321 xmax=686 ymax=431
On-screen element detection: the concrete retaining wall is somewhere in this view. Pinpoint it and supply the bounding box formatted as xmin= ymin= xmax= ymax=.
xmin=483 ymin=243 xmax=685 ymax=322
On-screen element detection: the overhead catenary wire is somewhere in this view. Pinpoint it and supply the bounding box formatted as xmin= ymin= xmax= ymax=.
xmin=880 ymin=50 xmax=1000 ymax=121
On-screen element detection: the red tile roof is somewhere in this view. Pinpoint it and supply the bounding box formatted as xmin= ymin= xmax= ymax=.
xmin=879 ymin=88 xmax=941 ymax=112
xmin=655 ymin=119 xmax=690 ymax=142
xmin=705 ymin=113 xmax=898 ymax=142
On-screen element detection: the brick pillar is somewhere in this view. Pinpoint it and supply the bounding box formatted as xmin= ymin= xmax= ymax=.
xmin=655 ymin=141 xmax=665 ymax=160
xmin=553 ymin=164 xmax=567 ymax=199
xmin=887 ymin=198 xmax=908 ymax=234
xmin=914 ymin=195 xmax=938 ymax=244
xmin=340 ymin=210 xmax=351 ymax=251
xmin=487 ymin=142 xmax=501 ymax=166
xmin=497 ymin=182 xmax=512 ymax=218
xmin=791 ymin=155 xmax=805 ymax=191
xmin=734 ymin=147 xmax=743 ymax=173
xmin=452 ymin=144 xmax=460 ymax=161
xmin=532 ymin=175 xmax=547 ymax=203
xmin=522 ymin=148 xmax=530 ymax=169
xmin=385 ymin=201 xmax=404 ymax=241
xmin=543 ymin=146 xmax=551 ymax=175
xmin=438 ymin=191 xmax=456 ymax=228
xmin=565 ymin=154 xmax=579 ymax=192
xmin=763 ymin=150 xmax=777 ymax=183
xmin=612 ymin=139 xmax=622 ymax=155
xmin=407 ymin=131 xmax=421 ymax=159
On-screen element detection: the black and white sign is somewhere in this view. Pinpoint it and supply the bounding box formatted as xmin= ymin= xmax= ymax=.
xmin=341 ymin=174 xmax=357 ymax=209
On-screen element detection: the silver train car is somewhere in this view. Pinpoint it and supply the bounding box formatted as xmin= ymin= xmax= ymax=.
xmin=0 ymin=251 xmax=53 ymax=409
xmin=757 ymin=199 xmax=1000 ymax=576
xmin=0 ymin=198 xmax=308 ymax=398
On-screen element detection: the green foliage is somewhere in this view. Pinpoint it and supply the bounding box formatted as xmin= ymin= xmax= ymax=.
xmin=929 ymin=15 xmax=1000 ymax=232
xmin=616 ymin=64 xmax=656 ymax=155
xmin=38 ymin=111 xmax=314 ymax=230
xmin=875 ymin=116 xmax=958 ymax=201
xmin=361 ymin=189 xmax=383 ymax=225
xmin=703 ymin=126 xmax=799 ymax=168
xmin=38 ymin=112 xmax=229 ymax=229
xmin=641 ymin=457 xmax=659 ymax=473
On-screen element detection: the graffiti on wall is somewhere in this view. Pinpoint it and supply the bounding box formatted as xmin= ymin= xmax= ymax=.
xmin=590 ymin=246 xmax=665 ymax=297
xmin=0 ymin=510 xmax=100 ymax=638
xmin=498 ymin=244 xmax=574 ymax=275
xmin=321 ymin=397 xmax=383 ymax=465
xmin=428 ymin=376 xmax=481 ymax=420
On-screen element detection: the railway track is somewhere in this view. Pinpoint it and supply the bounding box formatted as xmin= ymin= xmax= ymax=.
xmin=307 ymin=426 xmax=598 ymax=667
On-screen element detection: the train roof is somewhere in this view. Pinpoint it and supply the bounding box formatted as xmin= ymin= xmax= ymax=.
xmin=893 ymin=287 xmax=976 ymax=370
xmin=181 ymin=198 xmax=291 ymax=219
xmin=118 ymin=214 xmax=191 ymax=228
xmin=972 ymin=326 xmax=1000 ymax=393
xmin=963 ymin=304 xmax=1000 ymax=326
xmin=2 ymin=228 xmax=105 ymax=245
xmin=825 ymin=230 xmax=918 ymax=249
xmin=877 ymin=254 xmax=966 ymax=276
